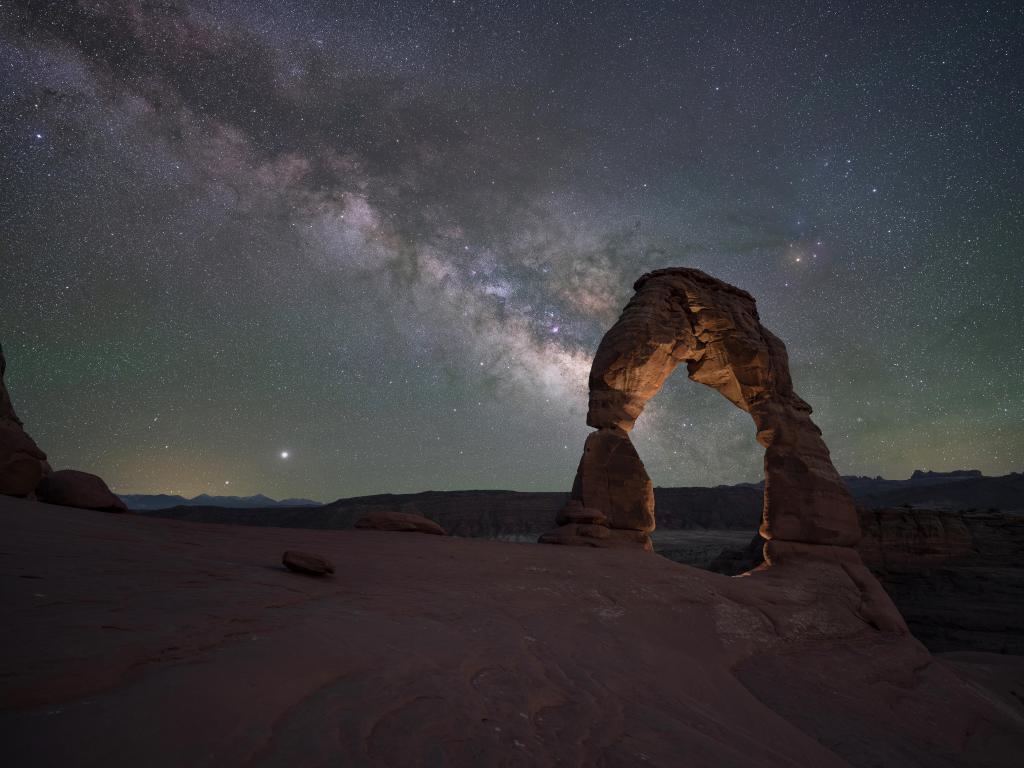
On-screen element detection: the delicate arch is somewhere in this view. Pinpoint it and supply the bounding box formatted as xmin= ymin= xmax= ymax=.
xmin=540 ymin=268 xmax=860 ymax=563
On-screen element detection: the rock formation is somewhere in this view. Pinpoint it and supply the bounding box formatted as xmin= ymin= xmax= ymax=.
xmin=355 ymin=510 xmax=447 ymax=535
xmin=703 ymin=507 xmax=1024 ymax=654
xmin=36 ymin=470 xmax=128 ymax=513
xmin=1 ymin=344 xmax=122 ymax=511
xmin=541 ymin=268 xmax=860 ymax=564
xmin=0 ymin=345 xmax=47 ymax=497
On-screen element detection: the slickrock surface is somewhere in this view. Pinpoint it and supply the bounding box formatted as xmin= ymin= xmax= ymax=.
xmin=355 ymin=510 xmax=447 ymax=535
xmin=544 ymin=268 xmax=859 ymax=557
xmin=700 ymin=508 xmax=1024 ymax=654
xmin=2 ymin=496 xmax=1022 ymax=767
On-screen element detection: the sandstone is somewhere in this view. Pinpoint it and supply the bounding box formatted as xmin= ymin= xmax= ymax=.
xmin=282 ymin=549 xmax=335 ymax=576
xmin=555 ymin=500 xmax=610 ymax=526
xmin=354 ymin=510 xmax=446 ymax=535
xmin=538 ymin=522 xmax=653 ymax=550
xmin=36 ymin=470 xmax=128 ymax=513
xmin=542 ymin=267 xmax=860 ymax=555
xmin=0 ymin=345 xmax=47 ymax=497
xmin=568 ymin=428 xmax=654 ymax=532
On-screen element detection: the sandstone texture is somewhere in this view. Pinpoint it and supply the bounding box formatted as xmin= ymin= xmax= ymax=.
xmin=282 ymin=549 xmax=335 ymax=576
xmin=0 ymin=345 xmax=47 ymax=497
xmin=355 ymin=510 xmax=447 ymax=535
xmin=2 ymin=494 xmax=1022 ymax=767
xmin=703 ymin=507 xmax=1024 ymax=654
xmin=36 ymin=469 xmax=128 ymax=513
xmin=542 ymin=268 xmax=859 ymax=557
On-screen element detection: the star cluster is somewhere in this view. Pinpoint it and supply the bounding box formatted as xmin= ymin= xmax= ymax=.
xmin=1 ymin=0 xmax=1021 ymax=500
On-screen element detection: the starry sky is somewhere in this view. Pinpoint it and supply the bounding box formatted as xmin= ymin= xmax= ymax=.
xmin=1 ymin=0 xmax=1021 ymax=501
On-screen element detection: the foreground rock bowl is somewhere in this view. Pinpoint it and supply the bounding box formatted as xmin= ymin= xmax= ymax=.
xmin=0 ymin=495 xmax=1021 ymax=767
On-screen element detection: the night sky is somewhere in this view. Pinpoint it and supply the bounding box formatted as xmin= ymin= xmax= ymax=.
xmin=1 ymin=1 xmax=1021 ymax=501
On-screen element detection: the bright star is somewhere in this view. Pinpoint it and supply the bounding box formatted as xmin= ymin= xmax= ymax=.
xmin=280 ymin=451 xmax=290 ymax=459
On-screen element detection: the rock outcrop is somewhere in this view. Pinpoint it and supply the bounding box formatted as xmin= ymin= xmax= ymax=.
xmin=1 ymin=344 xmax=122 ymax=510
xmin=355 ymin=510 xmax=447 ymax=535
xmin=36 ymin=470 xmax=128 ymax=513
xmin=0 ymin=345 xmax=47 ymax=497
xmin=541 ymin=268 xmax=860 ymax=563
xmin=701 ymin=507 xmax=1024 ymax=654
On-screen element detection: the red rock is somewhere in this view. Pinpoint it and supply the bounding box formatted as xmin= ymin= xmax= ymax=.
xmin=538 ymin=522 xmax=652 ymax=550
xmin=36 ymin=470 xmax=128 ymax=513
xmin=556 ymin=500 xmax=610 ymax=526
xmin=568 ymin=428 xmax=654 ymax=532
xmin=0 ymin=346 xmax=47 ymax=497
xmin=0 ymin=424 xmax=47 ymax=497
xmin=2 ymin=495 xmax=1021 ymax=767
xmin=282 ymin=550 xmax=335 ymax=576
xmin=354 ymin=510 xmax=446 ymax=535
xmin=543 ymin=268 xmax=860 ymax=555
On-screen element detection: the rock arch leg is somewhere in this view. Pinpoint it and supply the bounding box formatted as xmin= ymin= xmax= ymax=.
xmin=540 ymin=268 xmax=861 ymax=563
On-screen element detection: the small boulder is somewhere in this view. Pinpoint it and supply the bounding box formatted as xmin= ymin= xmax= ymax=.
xmin=355 ymin=511 xmax=446 ymax=535
xmin=282 ymin=550 xmax=335 ymax=576
xmin=36 ymin=469 xmax=128 ymax=512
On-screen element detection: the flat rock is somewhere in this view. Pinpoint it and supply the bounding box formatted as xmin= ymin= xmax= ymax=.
xmin=354 ymin=510 xmax=446 ymax=535
xmin=36 ymin=469 xmax=128 ymax=512
xmin=539 ymin=522 xmax=653 ymax=550
xmin=282 ymin=550 xmax=335 ymax=576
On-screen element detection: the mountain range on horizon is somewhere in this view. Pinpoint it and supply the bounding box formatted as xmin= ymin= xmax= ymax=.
xmin=118 ymin=493 xmax=323 ymax=511
xmin=122 ymin=468 xmax=1023 ymax=515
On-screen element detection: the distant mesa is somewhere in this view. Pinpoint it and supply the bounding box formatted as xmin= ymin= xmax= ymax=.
xmin=541 ymin=268 xmax=862 ymax=567
xmin=355 ymin=510 xmax=447 ymax=535
xmin=0 ymin=344 xmax=121 ymax=511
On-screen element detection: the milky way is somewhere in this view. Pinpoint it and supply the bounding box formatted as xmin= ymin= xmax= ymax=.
xmin=1 ymin=1 xmax=1021 ymax=500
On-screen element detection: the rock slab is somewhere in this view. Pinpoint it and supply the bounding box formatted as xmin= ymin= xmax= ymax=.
xmin=355 ymin=510 xmax=447 ymax=535
xmin=282 ymin=550 xmax=335 ymax=576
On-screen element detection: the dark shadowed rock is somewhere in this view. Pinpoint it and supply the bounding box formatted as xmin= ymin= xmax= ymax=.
xmin=355 ymin=510 xmax=446 ymax=535
xmin=699 ymin=507 xmax=1024 ymax=654
xmin=0 ymin=345 xmax=47 ymax=497
xmin=282 ymin=550 xmax=335 ymax=576
xmin=36 ymin=470 xmax=128 ymax=513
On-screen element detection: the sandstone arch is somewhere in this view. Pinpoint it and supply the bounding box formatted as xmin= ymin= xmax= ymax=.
xmin=540 ymin=268 xmax=860 ymax=564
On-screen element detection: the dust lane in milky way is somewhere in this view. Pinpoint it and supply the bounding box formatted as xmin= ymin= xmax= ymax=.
xmin=1 ymin=1 xmax=1021 ymax=499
